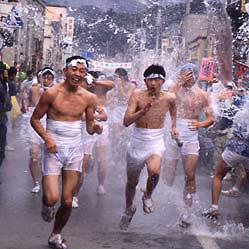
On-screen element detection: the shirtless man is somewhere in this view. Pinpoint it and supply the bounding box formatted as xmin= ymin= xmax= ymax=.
xmin=164 ymin=63 xmax=214 ymax=227
xmin=31 ymin=56 xmax=102 ymax=249
xmin=107 ymin=68 xmax=135 ymax=157
xmin=22 ymin=67 xmax=56 ymax=193
xmin=72 ymin=71 xmax=114 ymax=208
xmin=119 ymin=64 xmax=177 ymax=230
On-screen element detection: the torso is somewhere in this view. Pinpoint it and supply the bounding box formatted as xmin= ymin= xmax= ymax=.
xmin=174 ymin=86 xmax=206 ymax=120
xmin=135 ymin=90 xmax=175 ymax=129
xmin=47 ymin=84 xmax=93 ymax=121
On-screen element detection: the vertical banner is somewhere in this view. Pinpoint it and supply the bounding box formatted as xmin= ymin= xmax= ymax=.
xmin=198 ymin=57 xmax=215 ymax=81
xmin=64 ymin=17 xmax=74 ymax=44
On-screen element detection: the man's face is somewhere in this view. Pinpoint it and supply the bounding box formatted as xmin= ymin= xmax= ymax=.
xmin=64 ymin=63 xmax=87 ymax=87
xmin=144 ymin=78 xmax=164 ymax=94
xmin=42 ymin=73 xmax=54 ymax=87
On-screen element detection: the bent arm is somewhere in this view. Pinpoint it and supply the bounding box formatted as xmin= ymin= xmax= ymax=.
xmin=198 ymin=93 xmax=215 ymax=128
xmin=94 ymin=95 xmax=107 ymax=121
xmin=86 ymin=95 xmax=97 ymax=135
xmin=95 ymin=79 xmax=114 ymax=90
xmin=30 ymin=91 xmax=52 ymax=143
xmin=123 ymin=92 xmax=144 ymax=127
xmin=168 ymin=94 xmax=177 ymax=129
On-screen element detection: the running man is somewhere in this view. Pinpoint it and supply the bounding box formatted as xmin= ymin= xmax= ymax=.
xmin=23 ymin=67 xmax=56 ymax=193
xmin=164 ymin=63 xmax=214 ymax=227
xmin=203 ymin=103 xmax=249 ymax=219
xmin=31 ymin=56 xmax=102 ymax=249
xmin=72 ymin=71 xmax=114 ymax=208
xmin=119 ymin=64 xmax=177 ymax=230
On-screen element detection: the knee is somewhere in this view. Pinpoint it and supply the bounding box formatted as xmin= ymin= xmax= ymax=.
xmin=185 ymin=172 xmax=195 ymax=183
xmin=127 ymin=178 xmax=139 ymax=189
xmin=61 ymin=197 xmax=73 ymax=208
xmin=43 ymin=195 xmax=58 ymax=207
xmin=149 ymin=173 xmax=159 ymax=183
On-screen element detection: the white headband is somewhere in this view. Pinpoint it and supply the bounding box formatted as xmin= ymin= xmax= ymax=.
xmin=42 ymin=68 xmax=55 ymax=77
xmin=145 ymin=73 xmax=165 ymax=80
xmin=66 ymin=59 xmax=88 ymax=69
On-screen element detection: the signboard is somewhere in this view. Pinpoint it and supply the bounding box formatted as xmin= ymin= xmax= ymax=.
xmin=90 ymin=60 xmax=132 ymax=70
xmin=5 ymin=6 xmax=23 ymax=28
xmin=198 ymin=57 xmax=215 ymax=81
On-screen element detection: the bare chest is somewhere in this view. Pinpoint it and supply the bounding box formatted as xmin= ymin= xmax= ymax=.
xmin=50 ymin=93 xmax=86 ymax=118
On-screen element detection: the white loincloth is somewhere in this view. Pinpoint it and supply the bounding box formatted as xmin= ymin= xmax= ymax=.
xmin=127 ymin=127 xmax=165 ymax=170
xmin=42 ymin=119 xmax=84 ymax=175
xmin=165 ymin=118 xmax=200 ymax=159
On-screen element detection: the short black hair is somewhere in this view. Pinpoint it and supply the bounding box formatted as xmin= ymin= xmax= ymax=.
xmin=27 ymin=70 xmax=34 ymax=76
xmin=115 ymin=68 xmax=128 ymax=81
xmin=66 ymin=55 xmax=89 ymax=68
xmin=143 ymin=64 xmax=166 ymax=78
xmin=88 ymin=71 xmax=98 ymax=79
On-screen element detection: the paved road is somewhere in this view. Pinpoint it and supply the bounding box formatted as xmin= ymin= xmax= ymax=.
xmin=0 ymin=129 xmax=249 ymax=249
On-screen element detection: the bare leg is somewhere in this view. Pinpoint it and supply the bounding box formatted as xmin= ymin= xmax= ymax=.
xmin=212 ymin=158 xmax=231 ymax=205
xmin=145 ymin=155 xmax=161 ymax=198
xmin=29 ymin=143 xmax=41 ymax=185
xmin=74 ymin=154 xmax=89 ymax=197
xmin=182 ymin=155 xmax=198 ymax=206
xmin=234 ymin=166 xmax=247 ymax=190
xmin=42 ymin=175 xmax=59 ymax=207
xmin=96 ymin=146 xmax=107 ymax=188
xmin=53 ymin=170 xmax=80 ymax=234
xmin=125 ymin=169 xmax=141 ymax=209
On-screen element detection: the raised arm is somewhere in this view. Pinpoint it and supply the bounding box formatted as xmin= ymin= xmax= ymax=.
xmin=95 ymin=79 xmax=114 ymax=90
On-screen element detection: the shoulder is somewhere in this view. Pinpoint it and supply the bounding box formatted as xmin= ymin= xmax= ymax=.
xmin=130 ymin=89 xmax=145 ymax=99
xmin=194 ymin=86 xmax=208 ymax=97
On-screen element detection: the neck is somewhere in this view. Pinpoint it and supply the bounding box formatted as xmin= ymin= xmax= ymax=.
xmin=147 ymin=89 xmax=162 ymax=97
xmin=64 ymin=79 xmax=78 ymax=92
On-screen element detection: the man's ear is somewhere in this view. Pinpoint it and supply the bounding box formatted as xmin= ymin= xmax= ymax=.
xmin=63 ymin=67 xmax=67 ymax=75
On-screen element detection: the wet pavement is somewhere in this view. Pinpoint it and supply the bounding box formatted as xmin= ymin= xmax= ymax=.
xmin=1 ymin=129 xmax=249 ymax=249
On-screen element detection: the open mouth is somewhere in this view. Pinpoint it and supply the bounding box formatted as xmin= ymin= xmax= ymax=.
xmin=72 ymin=77 xmax=81 ymax=83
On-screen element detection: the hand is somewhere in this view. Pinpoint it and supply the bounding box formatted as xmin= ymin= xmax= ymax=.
xmin=171 ymin=127 xmax=179 ymax=139
xmin=45 ymin=137 xmax=57 ymax=153
xmin=94 ymin=123 xmax=103 ymax=134
xmin=141 ymin=96 xmax=156 ymax=114
xmin=188 ymin=121 xmax=200 ymax=131
xmin=177 ymin=72 xmax=194 ymax=86
xmin=20 ymin=106 xmax=27 ymax=113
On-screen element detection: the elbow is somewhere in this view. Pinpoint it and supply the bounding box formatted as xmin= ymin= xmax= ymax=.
xmin=30 ymin=116 xmax=35 ymax=128
xmin=123 ymin=119 xmax=129 ymax=127
xmin=210 ymin=117 xmax=215 ymax=126
xmin=86 ymin=127 xmax=94 ymax=135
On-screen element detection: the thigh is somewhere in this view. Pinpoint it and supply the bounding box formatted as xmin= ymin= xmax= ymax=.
xmin=146 ymin=154 xmax=162 ymax=175
xmin=42 ymin=175 xmax=60 ymax=200
xmin=96 ymin=146 xmax=106 ymax=161
xmin=182 ymin=154 xmax=198 ymax=176
xmin=30 ymin=142 xmax=41 ymax=157
xmin=214 ymin=157 xmax=231 ymax=176
xmin=62 ymin=170 xmax=81 ymax=198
